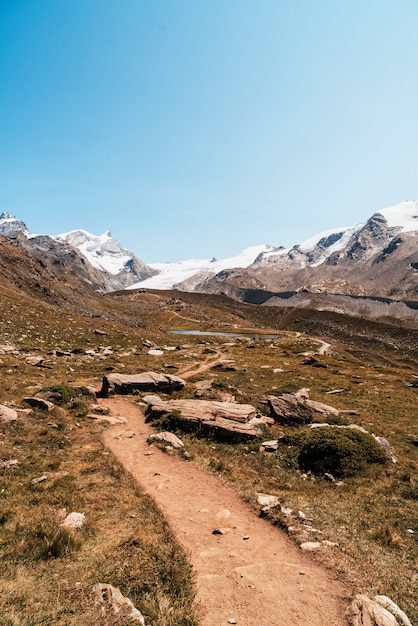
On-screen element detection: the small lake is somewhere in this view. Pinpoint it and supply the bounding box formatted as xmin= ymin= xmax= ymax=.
xmin=168 ymin=329 xmax=282 ymax=340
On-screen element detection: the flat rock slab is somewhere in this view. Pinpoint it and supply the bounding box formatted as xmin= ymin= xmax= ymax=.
xmin=99 ymin=372 xmax=186 ymax=397
xmin=146 ymin=399 xmax=273 ymax=440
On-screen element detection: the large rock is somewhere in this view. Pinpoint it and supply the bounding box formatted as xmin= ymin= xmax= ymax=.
xmin=100 ymin=372 xmax=186 ymax=396
xmin=268 ymin=388 xmax=352 ymax=425
xmin=268 ymin=392 xmax=314 ymax=425
xmin=0 ymin=405 xmax=18 ymax=425
xmin=346 ymin=594 xmax=412 ymax=626
xmin=146 ymin=399 xmax=273 ymax=440
xmin=93 ymin=583 xmax=145 ymax=624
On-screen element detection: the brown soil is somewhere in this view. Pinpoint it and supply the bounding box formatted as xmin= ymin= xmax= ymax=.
xmin=101 ymin=397 xmax=349 ymax=626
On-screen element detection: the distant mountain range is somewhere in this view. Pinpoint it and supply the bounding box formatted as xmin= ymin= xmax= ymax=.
xmin=0 ymin=201 xmax=417 ymax=310
xmin=185 ymin=201 xmax=418 ymax=302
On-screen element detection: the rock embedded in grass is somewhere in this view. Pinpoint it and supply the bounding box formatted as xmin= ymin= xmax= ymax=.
xmin=99 ymin=372 xmax=186 ymax=396
xmin=0 ymin=404 xmax=18 ymax=425
xmin=93 ymin=583 xmax=145 ymax=624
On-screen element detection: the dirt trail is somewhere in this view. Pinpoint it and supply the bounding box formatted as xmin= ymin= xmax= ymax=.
xmin=101 ymin=398 xmax=348 ymax=626
xmin=176 ymin=348 xmax=226 ymax=379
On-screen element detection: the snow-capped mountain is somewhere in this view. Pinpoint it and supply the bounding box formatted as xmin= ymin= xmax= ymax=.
xmin=54 ymin=229 xmax=157 ymax=286
xmin=189 ymin=201 xmax=418 ymax=300
xmin=1 ymin=200 xmax=417 ymax=301
xmin=0 ymin=213 xmax=156 ymax=291
xmin=0 ymin=212 xmax=29 ymax=237
xmin=129 ymin=244 xmax=274 ymax=290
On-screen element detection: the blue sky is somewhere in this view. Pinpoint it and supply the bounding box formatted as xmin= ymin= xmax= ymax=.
xmin=1 ymin=0 xmax=418 ymax=262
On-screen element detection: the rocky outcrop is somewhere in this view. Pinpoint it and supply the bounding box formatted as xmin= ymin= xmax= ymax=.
xmin=346 ymin=594 xmax=412 ymax=626
xmin=190 ymin=203 xmax=418 ymax=304
xmin=99 ymin=372 xmax=186 ymax=396
xmin=268 ymin=388 xmax=345 ymax=425
xmin=146 ymin=399 xmax=273 ymax=440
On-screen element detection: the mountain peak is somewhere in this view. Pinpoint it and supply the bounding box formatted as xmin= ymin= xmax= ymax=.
xmin=0 ymin=212 xmax=29 ymax=236
xmin=375 ymin=200 xmax=418 ymax=233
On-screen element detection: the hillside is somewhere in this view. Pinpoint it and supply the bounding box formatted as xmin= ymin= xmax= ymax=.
xmin=0 ymin=225 xmax=417 ymax=624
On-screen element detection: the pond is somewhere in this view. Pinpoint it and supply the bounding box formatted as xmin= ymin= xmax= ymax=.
xmin=168 ymin=329 xmax=282 ymax=340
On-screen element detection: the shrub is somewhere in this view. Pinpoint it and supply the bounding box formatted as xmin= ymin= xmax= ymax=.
xmin=294 ymin=427 xmax=387 ymax=476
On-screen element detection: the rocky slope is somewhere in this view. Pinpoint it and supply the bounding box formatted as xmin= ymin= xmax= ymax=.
xmin=188 ymin=201 xmax=418 ymax=302
xmin=0 ymin=212 xmax=156 ymax=292
xmin=55 ymin=229 xmax=157 ymax=289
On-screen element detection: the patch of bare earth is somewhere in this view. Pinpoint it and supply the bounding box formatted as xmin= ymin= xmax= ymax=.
xmin=101 ymin=397 xmax=348 ymax=626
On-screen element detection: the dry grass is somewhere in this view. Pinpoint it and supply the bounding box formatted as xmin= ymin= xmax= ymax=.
xmin=1 ymin=281 xmax=417 ymax=624
xmin=0 ymin=386 xmax=197 ymax=625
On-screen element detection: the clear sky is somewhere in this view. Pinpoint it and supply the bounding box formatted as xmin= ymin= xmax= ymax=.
xmin=1 ymin=0 xmax=417 ymax=262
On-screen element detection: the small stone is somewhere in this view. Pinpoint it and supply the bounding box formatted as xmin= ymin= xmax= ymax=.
xmin=260 ymin=440 xmax=278 ymax=452
xmin=93 ymin=583 xmax=145 ymax=624
xmin=0 ymin=459 xmax=19 ymax=469
xmin=31 ymin=475 xmax=48 ymax=484
xmin=148 ymin=349 xmax=164 ymax=356
xmin=26 ymin=356 xmax=44 ymax=366
xmin=0 ymin=405 xmax=18 ymax=425
xmin=242 ymin=535 xmax=250 ymax=540
xmin=147 ymin=431 xmax=184 ymax=449
xmin=142 ymin=395 xmax=163 ymax=405
xmin=212 ymin=528 xmax=231 ymax=535
xmin=216 ymin=509 xmax=231 ymax=520
xmin=228 ymin=620 xmax=237 ymax=624
xmin=61 ymin=512 xmax=86 ymax=529
xmin=256 ymin=493 xmax=280 ymax=507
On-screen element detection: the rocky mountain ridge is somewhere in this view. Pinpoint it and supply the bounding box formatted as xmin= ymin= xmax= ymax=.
xmin=184 ymin=201 xmax=418 ymax=303
xmin=1 ymin=200 xmax=417 ymax=307
xmin=0 ymin=212 xmax=156 ymax=292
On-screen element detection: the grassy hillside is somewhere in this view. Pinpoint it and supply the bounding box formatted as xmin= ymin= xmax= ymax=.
xmin=0 ymin=271 xmax=417 ymax=623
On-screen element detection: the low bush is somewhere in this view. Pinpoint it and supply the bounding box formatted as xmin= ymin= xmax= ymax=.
xmin=285 ymin=427 xmax=388 ymax=476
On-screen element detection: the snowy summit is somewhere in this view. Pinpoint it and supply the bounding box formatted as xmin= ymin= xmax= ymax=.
xmin=55 ymin=229 xmax=136 ymax=276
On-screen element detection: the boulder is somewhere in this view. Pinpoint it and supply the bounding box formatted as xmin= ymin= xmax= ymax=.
xmin=146 ymin=399 xmax=273 ymax=440
xmin=268 ymin=394 xmax=314 ymax=425
xmin=22 ymin=397 xmax=55 ymax=411
xmin=99 ymin=372 xmax=186 ymax=396
xmin=346 ymin=594 xmax=411 ymax=626
xmin=269 ymin=388 xmax=357 ymax=425
xmin=93 ymin=583 xmax=145 ymax=624
xmin=374 ymin=596 xmax=412 ymax=626
xmin=0 ymin=404 xmax=18 ymax=425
